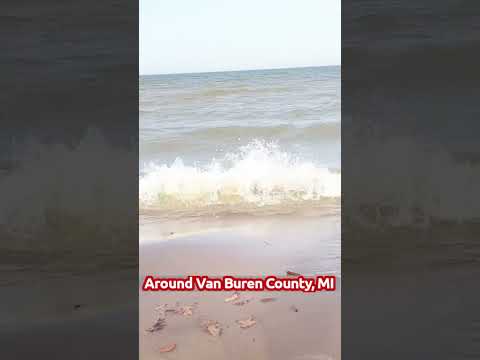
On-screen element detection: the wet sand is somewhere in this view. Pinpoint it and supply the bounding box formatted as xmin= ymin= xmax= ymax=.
xmin=0 ymin=256 xmax=138 ymax=359
xmin=140 ymin=209 xmax=341 ymax=360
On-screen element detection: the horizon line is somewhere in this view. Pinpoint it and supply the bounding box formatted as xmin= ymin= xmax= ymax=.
xmin=139 ymin=64 xmax=340 ymax=77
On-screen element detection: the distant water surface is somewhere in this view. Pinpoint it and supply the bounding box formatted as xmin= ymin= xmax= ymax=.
xmin=139 ymin=66 xmax=340 ymax=211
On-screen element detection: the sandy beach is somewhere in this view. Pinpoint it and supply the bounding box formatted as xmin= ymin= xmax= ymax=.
xmin=139 ymin=206 xmax=341 ymax=360
xmin=0 ymin=252 xmax=138 ymax=359
xmin=139 ymin=66 xmax=341 ymax=360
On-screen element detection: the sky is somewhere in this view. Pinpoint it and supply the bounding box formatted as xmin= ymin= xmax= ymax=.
xmin=140 ymin=0 xmax=340 ymax=75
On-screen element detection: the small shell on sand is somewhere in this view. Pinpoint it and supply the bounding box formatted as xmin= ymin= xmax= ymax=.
xmin=156 ymin=303 xmax=196 ymax=317
xmin=225 ymin=293 xmax=240 ymax=303
xmin=201 ymin=320 xmax=223 ymax=337
xmin=260 ymin=297 xmax=277 ymax=303
xmin=233 ymin=300 xmax=249 ymax=306
xmin=177 ymin=305 xmax=194 ymax=316
xmin=233 ymin=297 xmax=253 ymax=306
xmin=236 ymin=316 xmax=257 ymax=329
xmin=159 ymin=343 xmax=176 ymax=353
xmin=146 ymin=317 xmax=166 ymax=333
xmin=286 ymin=271 xmax=302 ymax=277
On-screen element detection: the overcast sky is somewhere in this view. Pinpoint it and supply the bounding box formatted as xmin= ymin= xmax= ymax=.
xmin=140 ymin=0 xmax=340 ymax=75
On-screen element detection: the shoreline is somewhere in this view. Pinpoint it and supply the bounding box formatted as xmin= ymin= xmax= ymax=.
xmin=140 ymin=212 xmax=341 ymax=360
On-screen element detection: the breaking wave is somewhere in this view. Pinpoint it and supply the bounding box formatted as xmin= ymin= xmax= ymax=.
xmin=0 ymin=129 xmax=137 ymax=252
xmin=139 ymin=141 xmax=341 ymax=210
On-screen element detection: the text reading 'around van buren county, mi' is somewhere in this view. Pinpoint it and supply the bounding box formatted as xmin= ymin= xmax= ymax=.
xmin=142 ymin=275 xmax=336 ymax=293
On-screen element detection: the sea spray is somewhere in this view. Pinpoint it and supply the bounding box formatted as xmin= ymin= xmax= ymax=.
xmin=139 ymin=140 xmax=341 ymax=209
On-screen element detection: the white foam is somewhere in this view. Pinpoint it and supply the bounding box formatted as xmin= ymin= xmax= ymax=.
xmin=140 ymin=140 xmax=341 ymax=209
xmin=346 ymin=136 xmax=480 ymax=226
xmin=0 ymin=128 xmax=136 ymax=249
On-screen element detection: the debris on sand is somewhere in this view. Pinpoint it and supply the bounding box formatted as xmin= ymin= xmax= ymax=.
xmin=224 ymin=293 xmax=240 ymax=303
xmin=159 ymin=343 xmax=176 ymax=353
xmin=177 ymin=305 xmax=194 ymax=316
xmin=290 ymin=305 xmax=299 ymax=312
xmin=233 ymin=298 xmax=252 ymax=306
xmin=260 ymin=297 xmax=277 ymax=303
xmin=154 ymin=305 xmax=165 ymax=318
xmin=236 ymin=316 xmax=257 ymax=329
xmin=155 ymin=304 xmax=166 ymax=311
xmin=201 ymin=320 xmax=223 ymax=337
xmin=207 ymin=322 xmax=222 ymax=337
xmin=155 ymin=304 xmax=175 ymax=316
xmin=146 ymin=317 xmax=166 ymax=333
xmin=286 ymin=270 xmax=302 ymax=277
xmin=156 ymin=303 xmax=196 ymax=317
